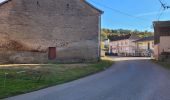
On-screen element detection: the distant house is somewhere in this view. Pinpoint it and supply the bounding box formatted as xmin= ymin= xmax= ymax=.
xmin=109 ymin=34 xmax=140 ymax=56
xmin=104 ymin=39 xmax=110 ymax=49
xmin=134 ymin=36 xmax=154 ymax=57
xmin=153 ymin=21 xmax=170 ymax=59
xmin=100 ymin=39 xmax=109 ymax=57
xmin=0 ymin=0 xmax=103 ymax=64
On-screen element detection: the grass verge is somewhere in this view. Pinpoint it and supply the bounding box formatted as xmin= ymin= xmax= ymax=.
xmin=0 ymin=60 xmax=113 ymax=99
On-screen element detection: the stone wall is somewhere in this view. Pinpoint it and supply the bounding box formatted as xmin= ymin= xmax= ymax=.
xmin=0 ymin=0 xmax=101 ymax=63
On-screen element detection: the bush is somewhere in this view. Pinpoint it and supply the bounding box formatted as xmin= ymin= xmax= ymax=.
xmin=161 ymin=52 xmax=170 ymax=56
xmin=160 ymin=52 xmax=170 ymax=61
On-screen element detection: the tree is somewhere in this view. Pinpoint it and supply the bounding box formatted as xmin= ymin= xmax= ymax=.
xmin=101 ymin=28 xmax=153 ymax=39
xmin=101 ymin=30 xmax=108 ymax=41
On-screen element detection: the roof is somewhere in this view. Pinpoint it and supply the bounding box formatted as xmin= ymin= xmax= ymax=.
xmin=83 ymin=0 xmax=104 ymax=14
xmin=0 ymin=0 xmax=103 ymax=14
xmin=153 ymin=21 xmax=170 ymax=27
xmin=0 ymin=0 xmax=11 ymax=6
xmin=153 ymin=20 xmax=170 ymax=44
xmin=109 ymin=34 xmax=140 ymax=42
xmin=134 ymin=36 xmax=154 ymax=42
xmin=129 ymin=34 xmax=140 ymax=40
xmin=109 ymin=34 xmax=131 ymax=41
xmin=153 ymin=20 xmax=170 ymax=36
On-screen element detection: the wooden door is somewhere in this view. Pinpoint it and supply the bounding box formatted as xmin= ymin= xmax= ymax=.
xmin=48 ymin=47 xmax=56 ymax=60
xmin=148 ymin=43 xmax=150 ymax=50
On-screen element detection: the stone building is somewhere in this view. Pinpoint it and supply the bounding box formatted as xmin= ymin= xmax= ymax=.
xmin=0 ymin=0 xmax=103 ymax=64
xmin=153 ymin=21 xmax=170 ymax=59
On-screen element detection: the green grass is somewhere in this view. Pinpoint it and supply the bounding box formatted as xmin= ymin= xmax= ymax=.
xmin=0 ymin=60 xmax=113 ymax=99
xmin=153 ymin=60 xmax=170 ymax=69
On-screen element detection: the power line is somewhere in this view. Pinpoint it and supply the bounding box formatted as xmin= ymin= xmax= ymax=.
xmin=102 ymin=13 xmax=152 ymax=31
xmin=90 ymin=0 xmax=150 ymax=22
xmin=91 ymin=0 xmax=152 ymax=30
xmin=157 ymin=9 xmax=164 ymax=20
xmin=156 ymin=7 xmax=163 ymax=19
xmin=157 ymin=0 xmax=170 ymax=20
xmin=158 ymin=0 xmax=170 ymax=10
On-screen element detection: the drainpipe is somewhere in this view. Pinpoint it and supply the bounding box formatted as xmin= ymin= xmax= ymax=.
xmin=97 ymin=15 xmax=101 ymax=61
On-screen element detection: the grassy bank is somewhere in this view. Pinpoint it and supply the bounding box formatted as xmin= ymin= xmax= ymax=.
xmin=153 ymin=60 xmax=170 ymax=69
xmin=0 ymin=60 xmax=113 ymax=99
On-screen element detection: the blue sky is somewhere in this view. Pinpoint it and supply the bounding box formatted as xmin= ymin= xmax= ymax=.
xmin=0 ymin=0 xmax=170 ymax=31
xmin=87 ymin=0 xmax=170 ymax=31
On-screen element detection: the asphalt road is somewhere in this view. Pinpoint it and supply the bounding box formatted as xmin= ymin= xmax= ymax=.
xmin=5 ymin=57 xmax=170 ymax=100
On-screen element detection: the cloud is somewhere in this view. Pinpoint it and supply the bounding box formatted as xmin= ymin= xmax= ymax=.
xmin=135 ymin=10 xmax=170 ymax=17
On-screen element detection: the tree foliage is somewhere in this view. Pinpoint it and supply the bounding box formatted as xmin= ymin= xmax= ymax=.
xmin=101 ymin=28 xmax=154 ymax=41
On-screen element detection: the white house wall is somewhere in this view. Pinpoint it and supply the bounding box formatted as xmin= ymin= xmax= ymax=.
xmin=110 ymin=39 xmax=136 ymax=55
xmin=160 ymin=36 xmax=170 ymax=53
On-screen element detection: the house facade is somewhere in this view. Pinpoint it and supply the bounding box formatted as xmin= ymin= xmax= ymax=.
xmin=134 ymin=36 xmax=154 ymax=57
xmin=0 ymin=0 xmax=103 ymax=64
xmin=109 ymin=34 xmax=140 ymax=56
xmin=153 ymin=21 xmax=170 ymax=59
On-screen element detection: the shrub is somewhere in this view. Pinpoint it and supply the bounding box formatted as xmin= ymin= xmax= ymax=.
xmin=160 ymin=52 xmax=170 ymax=61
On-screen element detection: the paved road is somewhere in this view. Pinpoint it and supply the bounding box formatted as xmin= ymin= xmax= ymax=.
xmin=5 ymin=57 xmax=170 ymax=100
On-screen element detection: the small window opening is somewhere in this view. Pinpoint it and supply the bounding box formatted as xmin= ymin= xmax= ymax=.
xmin=37 ymin=1 xmax=40 ymax=6
xmin=66 ymin=4 xmax=70 ymax=8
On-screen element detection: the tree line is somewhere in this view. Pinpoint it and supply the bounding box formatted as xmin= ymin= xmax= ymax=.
xmin=101 ymin=28 xmax=154 ymax=41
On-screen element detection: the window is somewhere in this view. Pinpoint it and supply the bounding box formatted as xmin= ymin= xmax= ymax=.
xmin=121 ymin=42 xmax=123 ymax=45
xmin=66 ymin=4 xmax=70 ymax=8
xmin=139 ymin=43 xmax=143 ymax=45
xmin=36 ymin=1 xmax=40 ymax=6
